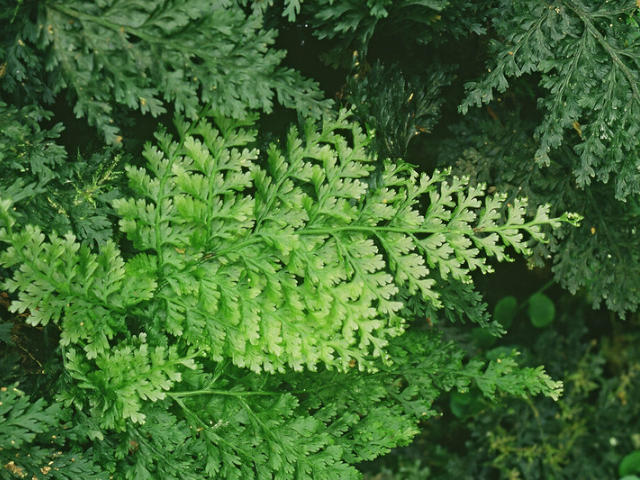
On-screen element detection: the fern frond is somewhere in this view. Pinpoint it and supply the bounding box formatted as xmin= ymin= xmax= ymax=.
xmin=461 ymin=0 xmax=640 ymax=199
xmin=0 ymin=110 xmax=576 ymax=478
xmin=2 ymin=1 xmax=329 ymax=143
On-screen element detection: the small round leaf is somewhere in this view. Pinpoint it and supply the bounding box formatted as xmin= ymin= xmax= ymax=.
xmin=620 ymin=451 xmax=640 ymax=477
xmin=494 ymin=296 xmax=518 ymax=328
xmin=471 ymin=327 xmax=496 ymax=348
xmin=527 ymin=293 xmax=555 ymax=328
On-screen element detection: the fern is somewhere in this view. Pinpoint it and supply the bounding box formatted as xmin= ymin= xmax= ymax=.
xmin=0 ymin=101 xmax=120 ymax=245
xmin=2 ymin=109 xmax=576 ymax=373
xmin=0 ymin=385 xmax=106 ymax=479
xmin=266 ymin=0 xmax=489 ymax=67
xmin=0 ymin=110 xmax=575 ymax=477
xmin=439 ymin=103 xmax=640 ymax=313
xmin=460 ymin=0 xmax=640 ymax=200
xmin=344 ymin=61 xmax=451 ymax=159
xmin=47 ymin=331 xmax=560 ymax=479
xmin=1 ymin=0 xmax=330 ymax=144
xmin=0 ymin=386 xmax=60 ymax=453
xmin=301 ymin=0 xmax=447 ymax=66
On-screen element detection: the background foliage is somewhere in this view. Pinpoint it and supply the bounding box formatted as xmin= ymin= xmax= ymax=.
xmin=1 ymin=0 xmax=639 ymax=479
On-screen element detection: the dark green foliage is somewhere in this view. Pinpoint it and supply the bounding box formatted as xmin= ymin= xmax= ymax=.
xmin=344 ymin=61 xmax=450 ymax=159
xmin=0 ymin=385 xmax=106 ymax=480
xmin=461 ymin=0 xmax=640 ymax=200
xmin=322 ymin=0 xmax=640 ymax=315
xmin=437 ymin=104 xmax=640 ymax=314
xmin=300 ymin=0 xmax=447 ymax=66
xmin=0 ymin=101 xmax=119 ymax=245
xmin=281 ymin=0 xmax=489 ymax=67
xmin=0 ymin=102 xmax=66 ymax=209
xmin=1 ymin=0 xmax=330 ymax=144
xmin=376 ymin=305 xmax=640 ymax=480
xmin=2 ymin=0 xmax=636 ymax=478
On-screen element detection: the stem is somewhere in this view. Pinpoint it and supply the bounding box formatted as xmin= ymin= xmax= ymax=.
xmin=299 ymin=218 xmax=563 ymax=237
xmin=531 ymin=278 xmax=555 ymax=298
xmin=200 ymin=236 xmax=264 ymax=261
xmin=49 ymin=4 xmax=161 ymax=46
xmin=168 ymin=389 xmax=280 ymax=398
xmin=517 ymin=279 xmax=555 ymax=313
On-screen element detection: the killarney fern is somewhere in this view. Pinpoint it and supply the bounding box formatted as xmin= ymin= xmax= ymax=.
xmin=460 ymin=0 xmax=640 ymax=200
xmin=0 ymin=110 xmax=576 ymax=478
xmin=1 ymin=0 xmax=329 ymax=144
xmin=0 ymin=101 xmax=121 ymax=246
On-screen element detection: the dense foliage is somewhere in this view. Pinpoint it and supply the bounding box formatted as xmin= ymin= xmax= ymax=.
xmin=1 ymin=1 xmax=638 ymax=479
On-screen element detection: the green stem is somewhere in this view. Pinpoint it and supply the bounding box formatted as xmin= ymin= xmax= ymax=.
xmin=168 ymin=389 xmax=280 ymax=398
xmin=299 ymin=218 xmax=562 ymax=237
xmin=517 ymin=279 xmax=555 ymax=313
xmin=200 ymin=236 xmax=264 ymax=261
xmin=49 ymin=4 xmax=162 ymax=46
xmin=533 ymin=278 xmax=555 ymax=297
xmin=171 ymin=395 xmax=251 ymax=455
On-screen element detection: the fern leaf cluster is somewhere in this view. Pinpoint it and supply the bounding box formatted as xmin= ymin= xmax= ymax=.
xmin=0 ymin=110 xmax=572 ymax=477
xmin=329 ymin=0 xmax=640 ymax=314
xmin=1 ymin=0 xmax=329 ymax=144
xmin=344 ymin=61 xmax=451 ymax=159
xmin=261 ymin=0 xmax=489 ymax=67
xmin=2 ymin=1 xmax=608 ymax=477
xmin=461 ymin=0 xmax=640 ymax=199
xmin=439 ymin=103 xmax=640 ymax=313
xmin=0 ymin=384 xmax=106 ymax=479
xmin=0 ymin=101 xmax=119 ymax=245
xmin=3 ymin=111 xmax=575 ymax=373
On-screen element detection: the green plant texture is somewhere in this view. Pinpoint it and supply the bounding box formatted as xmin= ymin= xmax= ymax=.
xmin=0 ymin=107 xmax=573 ymax=477
xmin=2 ymin=0 xmax=638 ymax=479
xmin=461 ymin=0 xmax=640 ymax=199
xmin=365 ymin=302 xmax=640 ymax=480
xmin=1 ymin=0 xmax=330 ymax=144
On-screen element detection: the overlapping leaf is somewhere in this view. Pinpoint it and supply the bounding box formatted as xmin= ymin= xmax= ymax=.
xmin=0 ymin=110 xmax=575 ymax=477
xmin=461 ymin=0 xmax=640 ymax=200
